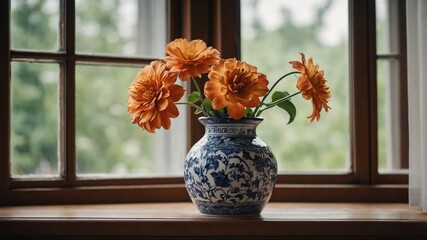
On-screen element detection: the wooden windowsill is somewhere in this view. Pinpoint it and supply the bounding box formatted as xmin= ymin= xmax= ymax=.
xmin=1 ymin=202 xmax=427 ymax=239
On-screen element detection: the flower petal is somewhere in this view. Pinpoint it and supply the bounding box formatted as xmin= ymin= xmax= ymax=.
xmin=290 ymin=53 xmax=331 ymax=122
xmin=204 ymin=58 xmax=269 ymax=119
xmin=163 ymin=38 xmax=220 ymax=81
xmin=227 ymin=102 xmax=245 ymax=120
xmin=127 ymin=61 xmax=182 ymax=132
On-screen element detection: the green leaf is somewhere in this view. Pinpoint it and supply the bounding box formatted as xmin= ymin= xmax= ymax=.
xmin=202 ymin=99 xmax=214 ymax=116
xmin=216 ymin=108 xmax=226 ymax=117
xmin=202 ymin=98 xmax=213 ymax=110
xmin=188 ymin=91 xmax=202 ymax=104
xmin=271 ymin=91 xmax=297 ymax=124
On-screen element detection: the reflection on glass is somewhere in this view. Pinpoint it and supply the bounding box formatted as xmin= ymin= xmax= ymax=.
xmin=76 ymin=65 xmax=187 ymax=177
xmin=377 ymin=60 xmax=403 ymax=172
xmin=241 ymin=0 xmax=350 ymax=171
xmin=75 ymin=0 xmax=167 ymax=58
xmin=376 ymin=0 xmax=399 ymax=54
xmin=11 ymin=0 xmax=60 ymax=51
xmin=11 ymin=62 xmax=60 ymax=177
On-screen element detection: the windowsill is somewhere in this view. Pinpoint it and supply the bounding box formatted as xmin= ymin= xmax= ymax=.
xmin=1 ymin=202 xmax=426 ymax=239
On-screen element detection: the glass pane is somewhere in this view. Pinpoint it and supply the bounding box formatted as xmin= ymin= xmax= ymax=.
xmin=76 ymin=65 xmax=187 ymax=177
xmin=377 ymin=59 xmax=405 ymax=172
xmin=11 ymin=0 xmax=60 ymax=51
xmin=75 ymin=0 xmax=167 ymax=58
xmin=241 ymin=0 xmax=350 ymax=172
xmin=376 ymin=0 xmax=399 ymax=54
xmin=11 ymin=62 xmax=60 ymax=177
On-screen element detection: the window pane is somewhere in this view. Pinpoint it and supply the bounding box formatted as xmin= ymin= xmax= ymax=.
xmin=11 ymin=0 xmax=60 ymax=51
xmin=377 ymin=60 xmax=404 ymax=172
xmin=75 ymin=0 xmax=167 ymax=58
xmin=376 ymin=0 xmax=399 ymax=54
xmin=241 ymin=0 xmax=350 ymax=172
xmin=76 ymin=65 xmax=187 ymax=177
xmin=10 ymin=62 xmax=60 ymax=177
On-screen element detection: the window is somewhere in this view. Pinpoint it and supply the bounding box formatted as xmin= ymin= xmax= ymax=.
xmin=0 ymin=0 xmax=408 ymax=205
xmin=239 ymin=0 xmax=408 ymax=189
xmin=241 ymin=0 xmax=350 ymax=172
xmin=376 ymin=0 xmax=408 ymax=172
xmin=8 ymin=0 xmax=189 ymax=180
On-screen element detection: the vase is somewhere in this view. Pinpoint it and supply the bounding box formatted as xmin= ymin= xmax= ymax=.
xmin=184 ymin=116 xmax=277 ymax=216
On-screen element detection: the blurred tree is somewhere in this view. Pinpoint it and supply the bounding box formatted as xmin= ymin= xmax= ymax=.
xmin=74 ymin=0 xmax=156 ymax=175
xmin=241 ymin=0 xmax=350 ymax=171
xmin=11 ymin=0 xmax=60 ymax=175
xmin=11 ymin=0 xmax=155 ymax=176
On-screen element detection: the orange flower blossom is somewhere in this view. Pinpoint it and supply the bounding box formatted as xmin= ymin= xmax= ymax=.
xmin=128 ymin=38 xmax=331 ymax=133
xmin=204 ymin=58 xmax=269 ymax=120
xmin=127 ymin=61 xmax=184 ymax=133
xmin=289 ymin=53 xmax=331 ymax=122
xmin=163 ymin=38 xmax=221 ymax=81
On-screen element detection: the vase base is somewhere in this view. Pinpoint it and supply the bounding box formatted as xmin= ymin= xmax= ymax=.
xmin=195 ymin=201 xmax=265 ymax=216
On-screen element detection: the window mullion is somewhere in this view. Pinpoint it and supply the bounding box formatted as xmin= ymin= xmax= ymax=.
xmin=181 ymin=0 xmax=215 ymax=147
xmin=213 ymin=0 xmax=241 ymax=59
xmin=349 ymin=0 xmax=375 ymax=184
xmin=0 ymin=0 xmax=11 ymax=191
xmin=368 ymin=0 xmax=379 ymax=184
xmin=397 ymin=0 xmax=409 ymax=170
xmin=63 ymin=0 xmax=76 ymax=185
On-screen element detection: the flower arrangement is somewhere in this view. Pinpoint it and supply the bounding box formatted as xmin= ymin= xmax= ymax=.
xmin=128 ymin=38 xmax=331 ymax=133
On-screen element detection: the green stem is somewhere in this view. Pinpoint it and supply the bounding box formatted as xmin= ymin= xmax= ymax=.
xmin=253 ymin=71 xmax=300 ymax=116
xmin=256 ymin=91 xmax=301 ymax=117
xmin=265 ymin=91 xmax=301 ymax=107
xmin=176 ymin=102 xmax=203 ymax=111
xmin=191 ymin=77 xmax=207 ymax=115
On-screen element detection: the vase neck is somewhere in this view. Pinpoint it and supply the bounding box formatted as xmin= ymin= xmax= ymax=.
xmin=199 ymin=117 xmax=263 ymax=137
xmin=204 ymin=122 xmax=259 ymax=137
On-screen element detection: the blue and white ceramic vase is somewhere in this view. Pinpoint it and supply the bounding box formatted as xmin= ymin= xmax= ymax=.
xmin=184 ymin=117 xmax=277 ymax=215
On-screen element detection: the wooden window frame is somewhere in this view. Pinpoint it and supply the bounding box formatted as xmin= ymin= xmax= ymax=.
xmin=0 ymin=0 xmax=408 ymax=206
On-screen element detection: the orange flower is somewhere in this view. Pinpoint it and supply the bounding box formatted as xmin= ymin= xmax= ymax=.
xmin=290 ymin=53 xmax=331 ymax=122
xmin=163 ymin=38 xmax=221 ymax=81
xmin=128 ymin=61 xmax=184 ymax=133
xmin=205 ymin=58 xmax=269 ymax=120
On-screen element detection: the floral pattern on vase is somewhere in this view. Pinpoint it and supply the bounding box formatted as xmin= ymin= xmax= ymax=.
xmin=184 ymin=117 xmax=277 ymax=215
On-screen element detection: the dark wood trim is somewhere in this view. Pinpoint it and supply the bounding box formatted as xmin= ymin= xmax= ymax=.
xmin=375 ymin=172 xmax=408 ymax=184
xmin=11 ymin=50 xmax=156 ymax=66
xmin=398 ymin=0 xmax=409 ymax=169
xmin=11 ymin=50 xmax=67 ymax=61
xmin=349 ymin=0 xmax=372 ymax=184
xmin=10 ymin=176 xmax=185 ymax=189
xmin=0 ymin=0 xmax=11 ymax=191
xmin=213 ymin=0 xmax=241 ymax=59
xmin=64 ymin=0 xmax=76 ymax=186
xmin=9 ymin=174 xmax=359 ymax=189
xmin=59 ymin=0 xmax=67 ymax=180
xmin=10 ymin=173 xmax=408 ymax=189
xmin=368 ymin=0 xmax=379 ymax=184
xmin=0 ymin=184 xmax=189 ymax=206
xmin=168 ymin=0 xmax=183 ymax=41
xmin=0 ymin=184 xmax=408 ymax=206
xmin=376 ymin=53 xmax=400 ymax=59
xmin=271 ymin=184 xmax=408 ymax=203
xmin=277 ymin=172 xmax=358 ymax=184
